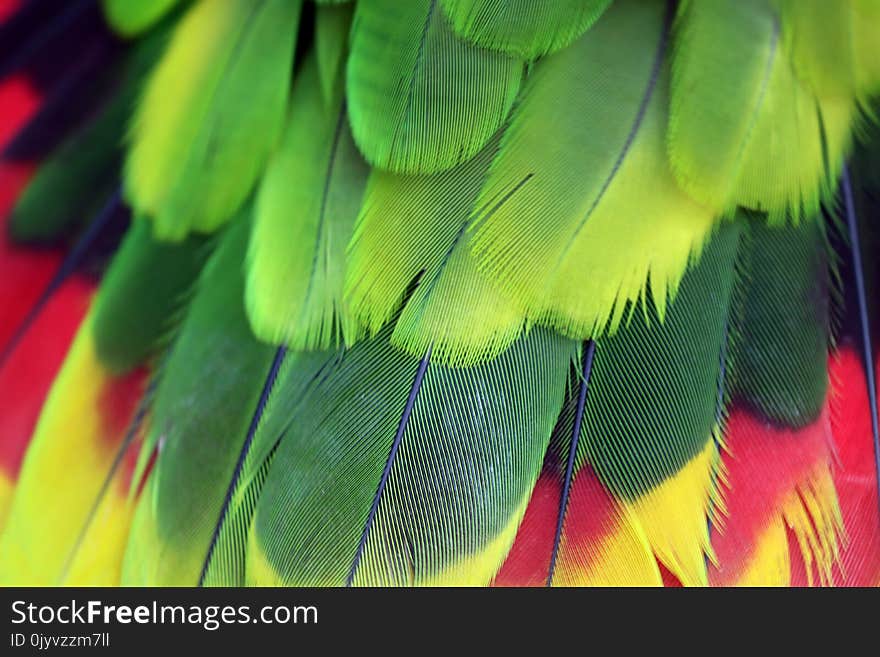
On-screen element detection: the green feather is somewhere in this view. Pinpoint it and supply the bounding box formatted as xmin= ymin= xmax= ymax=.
xmin=124 ymin=0 xmax=301 ymax=241
xmin=852 ymin=0 xmax=880 ymax=96
xmin=775 ymin=0 xmax=858 ymax=99
xmin=668 ymin=0 xmax=853 ymax=222
xmin=731 ymin=215 xmax=831 ymax=427
xmin=439 ymin=0 xmax=612 ymax=58
xmin=468 ymin=0 xmax=715 ymax=340
xmin=315 ymin=0 xmax=353 ymax=105
xmin=92 ymin=219 xmax=213 ymax=375
xmin=121 ymin=213 xmax=277 ymax=585
xmin=247 ymin=50 xmax=368 ymax=350
xmin=247 ymin=326 xmax=575 ymax=586
xmin=576 ymin=222 xmax=740 ymax=499
xmin=102 ymin=0 xmax=185 ymax=37
xmin=346 ymin=0 xmax=522 ymax=174
xmin=198 ymin=348 xmax=331 ymax=586
xmin=345 ymin=136 xmax=525 ymax=366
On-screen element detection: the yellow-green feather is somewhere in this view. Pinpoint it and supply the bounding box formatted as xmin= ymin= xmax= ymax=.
xmin=468 ymin=0 xmax=715 ymax=340
xmin=669 ymin=0 xmax=851 ymax=223
xmin=439 ymin=0 xmax=612 ymax=58
xmin=346 ymin=0 xmax=522 ymax=174
xmin=345 ymin=137 xmax=525 ymax=366
xmin=124 ymin=0 xmax=301 ymax=241
xmin=247 ymin=50 xmax=368 ymax=350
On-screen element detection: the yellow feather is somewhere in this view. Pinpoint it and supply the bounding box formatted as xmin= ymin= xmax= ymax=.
xmin=0 ymin=321 xmax=137 ymax=586
xmin=554 ymin=503 xmax=662 ymax=587
xmin=628 ymin=437 xmax=723 ymax=587
xmin=735 ymin=518 xmax=791 ymax=587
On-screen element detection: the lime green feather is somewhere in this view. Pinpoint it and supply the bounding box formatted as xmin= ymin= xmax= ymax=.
xmin=775 ymin=0 xmax=858 ymax=100
xmin=247 ymin=51 xmax=368 ymax=350
xmin=853 ymin=0 xmax=880 ymax=95
xmin=122 ymin=213 xmax=277 ymax=585
xmin=439 ymin=0 xmax=612 ymax=58
xmin=102 ymin=0 xmax=184 ymax=37
xmin=345 ymin=136 xmax=525 ymax=366
xmin=315 ymin=1 xmax=353 ymax=106
xmin=774 ymin=0 xmax=880 ymax=100
xmin=669 ymin=0 xmax=855 ymax=222
xmin=124 ymin=0 xmax=301 ymax=241
xmin=247 ymin=326 xmax=575 ymax=586
xmin=346 ymin=0 xmax=522 ymax=174
xmin=92 ymin=219 xmax=212 ymax=375
xmin=467 ymin=0 xmax=715 ymax=341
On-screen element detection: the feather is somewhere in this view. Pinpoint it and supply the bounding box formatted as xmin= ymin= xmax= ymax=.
xmin=495 ymin=464 xmax=661 ymax=586
xmin=92 ymin=219 xmax=212 ymax=374
xmin=246 ymin=49 xmax=368 ymax=350
xmin=731 ymin=216 xmax=830 ymax=426
xmin=124 ymin=0 xmax=301 ymax=241
xmin=545 ymin=222 xmax=739 ymax=585
xmin=2 ymin=0 xmax=879 ymax=590
xmin=0 ymin=314 xmax=148 ymax=585
xmin=315 ymin=1 xmax=352 ymax=106
xmin=829 ymin=349 xmax=880 ymax=586
xmin=346 ymin=0 xmax=522 ymax=174
xmin=9 ymin=28 xmax=165 ymax=243
xmin=493 ymin=223 xmax=741 ymax=586
xmin=774 ymin=0 xmax=868 ymax=101
xmin=668 ymin=0 xmax=851 ymax=222
xmin=102 ymin=0 xmax=183 ymax=37
xmin=345 ymin=136 xmax=525 ymax=366
xmin=708 ymin=403 xmax=841 ymax=586
xmin=705 ymin=214 xmax=842 ymax=586
xmin=0 ymin=77 xmax=44 ymax=353
xmin=0 ymin=172 xmax=206 ymax=583
xmin=0 ymin=268 xmax=92 ymax=533
xmin=121 ymin=214 xmax=279 ymax=585
xmin=1 ymin=191 xmax=128 ymax=369
xmin=197 ymin=345 xmax=287 ymax=586
xmin=243 ymin=327 xmax=574 ymax=586
xmin=439 ymin=0 xmax=612 ymax=58
xmin=468 ymin=0 xmax=716 ymax=340
xmin=840 ymin=166 xmax=880 ymax=505
xmin=852 ymin=0 xmax=880 ymax=96
xmin=199 ymin=348 xmax=332 ymax=586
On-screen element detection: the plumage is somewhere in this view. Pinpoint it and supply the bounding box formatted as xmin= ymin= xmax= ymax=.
xmin=124 ymin=0 xmax=301 ymax=240
xmin=468 ymin=0 xmax=716 ymax=340
xmin=247 ymin=49 xmax=367 ymax=350
xmin=315 ymin=1 xmax=353 ymax=106
xmin=121 ymin=214 xmax=278 ymax=585
xmin=346 ymin=0 xmax=522 ymax=174
xmin=439 ymin=0 xmax=613 ymax=59
xmin=668 ymin=0 xmax=851 ymax=222
xmin=245 ymin=326 xmax=573 ymax=586
xmin=0 ymin=0 xmax=879 ymax=589
xmin=345 ymin=136 xmax=525 ymax=366
xmin=9 ymin=27 xmax=164 ymax=243
xmin=0 ymin=317 xmax=148 ymax=585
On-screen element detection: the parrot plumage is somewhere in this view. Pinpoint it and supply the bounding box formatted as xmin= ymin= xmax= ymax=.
xmin=0 ymin=0 xmax=879 ymax=588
